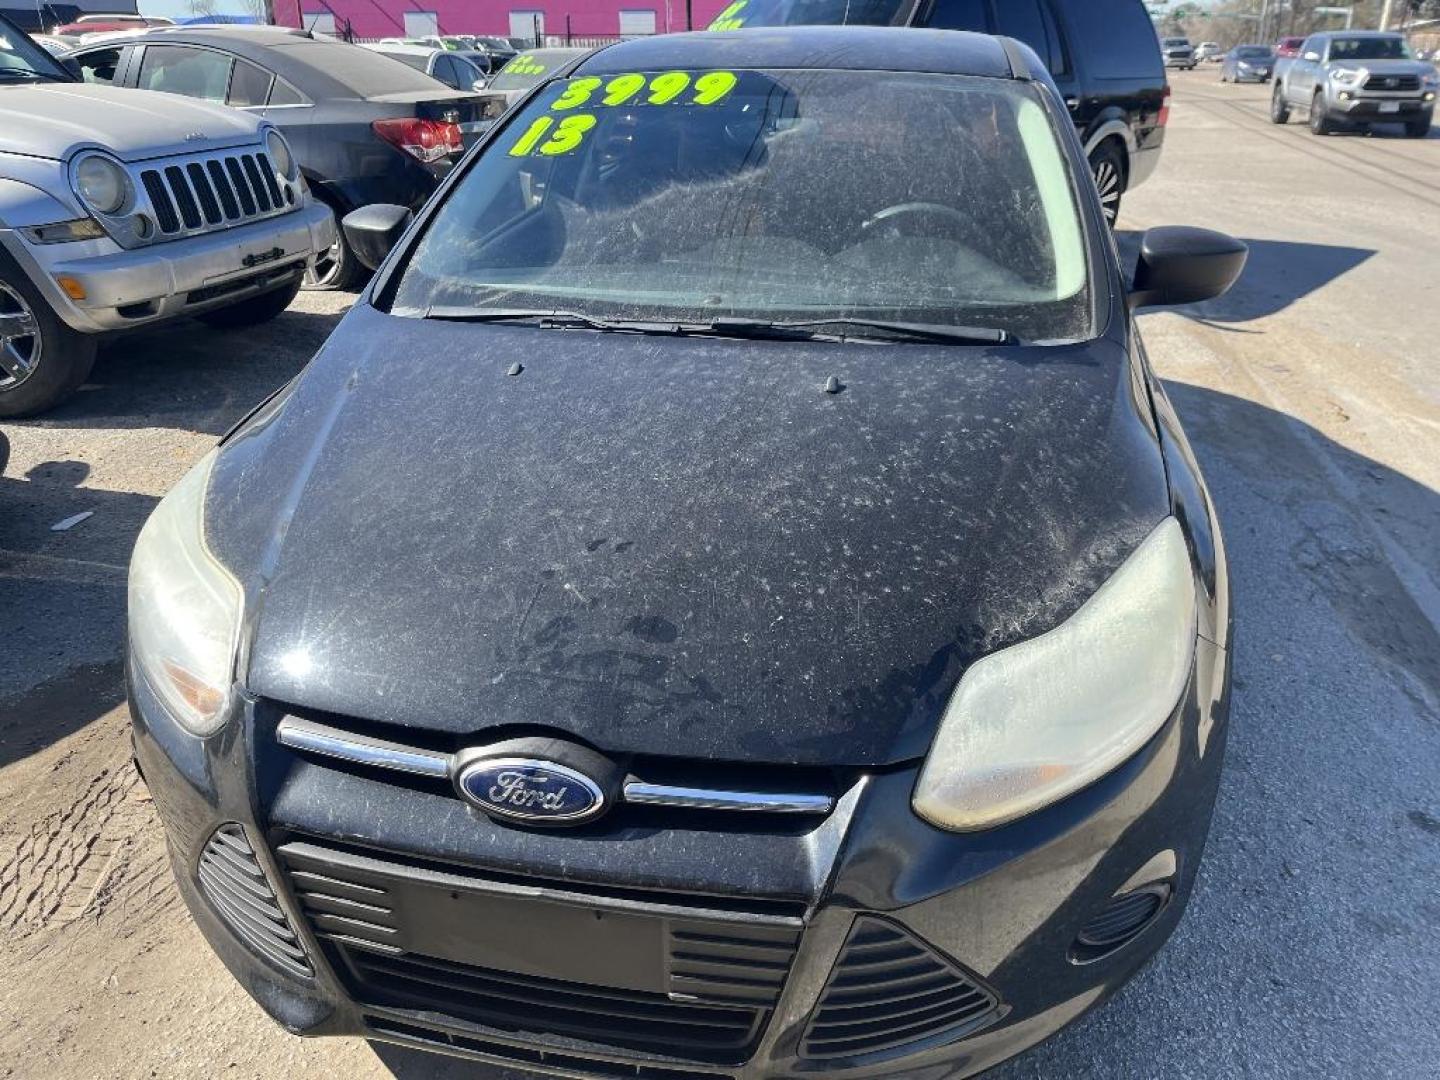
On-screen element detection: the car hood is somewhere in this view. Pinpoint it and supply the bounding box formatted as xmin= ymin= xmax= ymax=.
xmin=0 ymin=82 xmax=261 ymax=161
xmin=211 ymin=305 xmax=1170 ymax=767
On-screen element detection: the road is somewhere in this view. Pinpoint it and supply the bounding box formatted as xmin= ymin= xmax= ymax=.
xmin=2 ymin=70 xmax=1438 ymax=1078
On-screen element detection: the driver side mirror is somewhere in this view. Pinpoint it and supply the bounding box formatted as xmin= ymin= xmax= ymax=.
xmin=342 ymin=204 xmax=414 ymax=272
xmin=1303 ymin=50 xmax=1321 ymax=61
xmin=1129 ymin=227 xmax=1247 ymax=310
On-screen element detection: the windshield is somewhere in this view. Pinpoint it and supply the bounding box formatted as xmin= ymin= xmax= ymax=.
xmin=1328 ymin=37 xmax=1414 ymax=61
xmin=1235 ymin=47 xmax=1272 ymax=59
xmin=489 ymin=50 xmax=586 ymax=92
xmin=707 ymin=0 xmax=907 ymax=29
xmin=1162 ymin=39 xmax=1190 ymax=47
xmin=0 ymin=18 xmax=70 ymax=80
xmin=391 ymin=68 xmax=1091 ymax=342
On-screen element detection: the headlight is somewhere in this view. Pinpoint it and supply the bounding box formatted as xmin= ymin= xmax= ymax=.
xmin=913 ymin=517 xmax=1196 ymax=832
xmin=72 ymin=153 xmax=131 ymax=215
xmin=1328 ymin=68 xmax=1362 ymax=85
xmin=266 ymin=129 xmax=298 ymax=182
xmin=128 ymin=450 xmax=243 ymax=736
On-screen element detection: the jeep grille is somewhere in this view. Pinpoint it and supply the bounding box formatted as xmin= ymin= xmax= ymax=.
xmin=135 ymin=149 xmax=296 ymax=241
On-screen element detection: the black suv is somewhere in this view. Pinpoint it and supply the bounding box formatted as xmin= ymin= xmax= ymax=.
xmin=708 ymin=0 xmax=1168 ymax=224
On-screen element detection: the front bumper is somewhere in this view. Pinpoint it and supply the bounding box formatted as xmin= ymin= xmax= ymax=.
xmin=1232 ymin=67 xmax=1272 ymax=82
xmin=131 ymin=635 xmax=1230 ymax=1079
xmin=1329 ymin=92 xmax=1434 ymax=120
xmin=1164 ymin=55 xmax=1196 ymax=68
xmin=12 ymin=200 xmax=335 ymax=333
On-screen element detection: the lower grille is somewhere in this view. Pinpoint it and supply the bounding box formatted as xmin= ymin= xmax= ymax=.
xmin=197 ymin=824 xmax=310 ymax=978
xmin=800 ymin=918 xmax=1000 ymax=1062
xmin=345 ymin=948 xmax=762 ymax=1063
xmin=368 ymin=1016 xmax=730 ymax=1080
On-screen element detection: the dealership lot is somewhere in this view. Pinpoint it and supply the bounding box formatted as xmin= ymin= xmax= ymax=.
xmin=1 ymin=68 xmax=1438 ymax=1079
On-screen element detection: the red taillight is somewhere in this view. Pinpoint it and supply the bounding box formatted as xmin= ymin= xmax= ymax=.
xmin=372 ymin=118 xmax=464 ymax=164
xmin=1158 ymin=85 xmax=1172 ymax=128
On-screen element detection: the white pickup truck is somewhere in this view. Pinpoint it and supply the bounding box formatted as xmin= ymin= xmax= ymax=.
xmin=0 ymin=17 xmax=335 ymax=415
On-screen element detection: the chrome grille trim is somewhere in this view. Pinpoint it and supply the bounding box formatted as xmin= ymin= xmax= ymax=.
xmin=274 ymin=717 xmax=836 ymax=815
xmin=130 ymin=146 xmax=297 ymax=243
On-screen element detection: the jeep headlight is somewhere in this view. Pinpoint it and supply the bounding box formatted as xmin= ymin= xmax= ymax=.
xmin=265 ymin=129 xmax=298 ymax=182
xmin=72 ymin=152 xmax=132 ymax=216
xmin=913 ymin=517 xmax=1197 ymax=832
xmin=128 ymin=451 xmax=243 ymax=736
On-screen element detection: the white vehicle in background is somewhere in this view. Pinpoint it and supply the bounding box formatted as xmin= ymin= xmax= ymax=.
xmin=1194 ymin=41 xmax=1223 ymax=62
xmin=0 ymin=17 xmax=334 ymax=415
xmin=360 ymin=41 xmax=488 ymax=91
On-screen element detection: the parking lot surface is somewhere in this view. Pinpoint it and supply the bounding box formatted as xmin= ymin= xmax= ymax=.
xmin=2 ymin=71 xmax=1438 ymax=1078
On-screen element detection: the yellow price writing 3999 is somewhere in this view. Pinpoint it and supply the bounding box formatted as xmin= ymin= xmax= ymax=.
xmin=508 ymin=70 xmax=740 ymax=158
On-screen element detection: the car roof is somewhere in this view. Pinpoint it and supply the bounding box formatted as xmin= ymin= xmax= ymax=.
xmin=577 ymin=27 xmax=1017 ymax=79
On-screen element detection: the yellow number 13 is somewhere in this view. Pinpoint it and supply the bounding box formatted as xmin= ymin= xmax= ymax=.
xmin=507 ymin=114 xmax=597 ymax=157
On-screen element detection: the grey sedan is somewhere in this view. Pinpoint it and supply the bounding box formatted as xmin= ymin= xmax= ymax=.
xmin=1222 ymin=45 xmax=1275 ymax=83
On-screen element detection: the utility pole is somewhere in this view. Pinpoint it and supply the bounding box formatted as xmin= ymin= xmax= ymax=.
xmin=1379 ymin=0 xmax=1395 ymax=29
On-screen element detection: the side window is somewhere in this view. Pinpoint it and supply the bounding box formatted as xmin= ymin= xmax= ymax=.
xmin=432 ymin=55 xmax=460 ymax=88
xmin=992 ymin=0 xmax=1050 ymax=71
xmin=1041 ymin=0 xmax=1069 ymax=76
xmin=1064 ymin=0 xmax=1162 ymax=80
xmin=227 ymin=58 xmax=273 ymax=107
xmin=267 ymin=78 xmax=308 ymax=107
xmin=137 ymin=45 xmax=232 ymax=103
xmin=74 ymin=47 xmax=122 ymax=85
xmin=921 ymin=0 xmax=989 ymax=32
xmin=455 ymin=58 xmax=483 ymax=87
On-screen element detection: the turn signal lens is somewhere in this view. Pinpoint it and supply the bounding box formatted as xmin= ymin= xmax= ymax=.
xmin=372 ymin=118 xmax=464 ymax=164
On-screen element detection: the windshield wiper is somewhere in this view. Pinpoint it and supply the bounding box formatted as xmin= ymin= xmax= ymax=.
xmin=0 ymin=69 xmax=59 ymax=81
xmin=705 ymin=318 xmax=1017 ymax=346
xmin=424 ymin=307 xmax=684 ymax=335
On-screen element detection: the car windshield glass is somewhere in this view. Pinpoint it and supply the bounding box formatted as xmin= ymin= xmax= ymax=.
xmin=391 ymin=69 xmax=1091 ymax=342
xmin=488 ymin=50 xmax=586 ymax=91
xmin=0 ymin=19 xmax=70 ymax=79
xmin=706 ymin=0 xmax=907 ymax=28
xmin=1163 ymin=39 xmax=1189 ymax=47
xmin=1328 ymin=37 xmax=1413 ymax=61
xmin=1235 ymin=47 xmax=1272 ymax=58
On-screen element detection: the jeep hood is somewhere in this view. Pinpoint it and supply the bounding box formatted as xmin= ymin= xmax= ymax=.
xmin=208 ymin=305 xmax=1171 ymax=768
xmin=0 ymin=83 xmax=262 ymax=162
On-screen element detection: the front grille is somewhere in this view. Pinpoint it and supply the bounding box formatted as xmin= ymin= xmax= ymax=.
xmin=277 ymin=840 xmax=802 ymax=1064
xmin=197 ymin=824 xmax=311 ymax=978
xmin=800 ymin=918 xmax=1000 ymax=1062
xmin=138 ymin=150 xmax=293 ymax=240
xmin=1364 ymin=73 xmax=1421 ymax=91
xmin=348 ymin=950 xmax=763 ymax=1063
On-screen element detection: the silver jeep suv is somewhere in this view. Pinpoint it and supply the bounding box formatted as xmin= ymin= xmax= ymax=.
xmin=0 ymin=18 xmax=335 ymax=415
xmin=1271 ymin=30 xmax=1437 ymax=138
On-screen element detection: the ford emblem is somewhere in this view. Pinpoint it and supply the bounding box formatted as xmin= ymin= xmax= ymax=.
xmin=455 ymin=757 xmax=607 ymax=825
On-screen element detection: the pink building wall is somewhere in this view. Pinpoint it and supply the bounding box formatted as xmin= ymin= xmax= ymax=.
xmin=273 ymin=0 xmax=733 ymax=42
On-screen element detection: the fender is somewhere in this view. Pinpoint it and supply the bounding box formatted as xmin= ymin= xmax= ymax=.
xmin=1082 ymin=115 xmax=1138 ymax=159
xmin=0 ymin=177 xmax=82 ymax=230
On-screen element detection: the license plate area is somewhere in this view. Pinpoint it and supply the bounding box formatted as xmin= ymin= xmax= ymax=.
xmin=1379 ymin=101 xmax=1401 ymax=113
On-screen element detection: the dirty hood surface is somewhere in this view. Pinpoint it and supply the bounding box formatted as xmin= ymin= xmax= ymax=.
xmin=0 ymin=83 xmax=261 ymax=161
xmin=215 ymin=305 xmax=1170 ymax=767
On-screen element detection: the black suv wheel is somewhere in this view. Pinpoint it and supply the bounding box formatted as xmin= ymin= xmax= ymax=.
xmin=1088 ymin=142 xmax=1126 ymax=228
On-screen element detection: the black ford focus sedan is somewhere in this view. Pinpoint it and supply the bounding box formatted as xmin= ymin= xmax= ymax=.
xmin=127 ymin=27 xmax=1244 ymax=1078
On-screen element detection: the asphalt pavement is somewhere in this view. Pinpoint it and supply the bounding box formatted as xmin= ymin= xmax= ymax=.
xmin=1 ymin=69 xmax=1437 ymax=1078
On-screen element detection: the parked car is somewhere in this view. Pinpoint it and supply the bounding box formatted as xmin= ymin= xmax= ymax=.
xmin=1274 ymin=35 xmax=1305 ymax=58
xmin=50 ymin=13 xmax=174 ymax=37
xmin=472 ymin=46 xmax=592 ymax=134
xmin=130 ymin=25 xmax=1243 ymax=1079
xmin=66 ymin=28 xmax=489 ymax=290
xmin=1221 ymin=44 xmax=1275 ymax=83
xmin=701 ymin=0 xmax=1168 ymax=227
xmin=1194 ymin=41 xmax=1222 ymax=62
xmin=0 ymin=17 xmax=334 ymax=416
xmin=1271 ymin=30 xmax=1436 ymax=138
xmin=1160 ymin=36 xmax=1196 ymax=70
xmin=361 ymin=42 xmax=488 ymax=91
xmin=468 ymin=34 xmax=518 ymax=65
